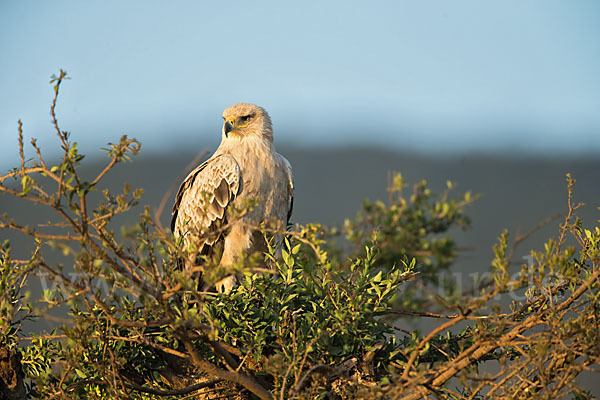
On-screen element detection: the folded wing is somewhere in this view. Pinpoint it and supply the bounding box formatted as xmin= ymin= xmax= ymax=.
xmin=171 ymin=154 xmax=241 ymax=255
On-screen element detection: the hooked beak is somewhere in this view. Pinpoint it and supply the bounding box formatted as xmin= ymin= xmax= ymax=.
xmin=224 ymin=119 xmax=234 ymax=137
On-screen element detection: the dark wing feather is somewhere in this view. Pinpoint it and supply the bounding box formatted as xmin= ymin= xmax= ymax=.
xmin=287 ymin=196 xmax=294 ymax=229
xmin=280 ymin=156 xmax=294 ymax=229
xmin=171 ymin=154 xmax=241 ymax=254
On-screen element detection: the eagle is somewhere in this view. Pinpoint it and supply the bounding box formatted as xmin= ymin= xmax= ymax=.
xmin=171 ymin=103 xmax=294 ymax=292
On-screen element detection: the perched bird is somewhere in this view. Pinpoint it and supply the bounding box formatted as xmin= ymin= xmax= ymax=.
xmin=171 ymin=103 xmax=294 ymax=292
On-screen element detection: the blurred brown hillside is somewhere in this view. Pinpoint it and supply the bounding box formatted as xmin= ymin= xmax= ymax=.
xmin=2 ymin=145 xmax=598 ymax=277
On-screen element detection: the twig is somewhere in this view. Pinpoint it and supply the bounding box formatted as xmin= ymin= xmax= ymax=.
xmin=126 ymin=378 xmax=222 ymax=396
xmin=400 ymin=314 xmax=468 ymax=381
xmin=90 ymin=137 xmax=141 ymax=186
xmin=293 ymin=364 xmax=330 ymax=394
xmin=180 ymin=331 xmax=274 ymax=400
xmin=507 ymin=212 xmax=566 ymax=265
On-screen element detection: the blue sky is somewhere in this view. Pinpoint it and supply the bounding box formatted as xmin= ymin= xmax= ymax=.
xmin=1 ymin=1 xmax=599 ymax=168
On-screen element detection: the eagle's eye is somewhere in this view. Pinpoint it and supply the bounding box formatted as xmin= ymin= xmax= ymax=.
xmin=240 ymin=115 xmax=251 ymax=123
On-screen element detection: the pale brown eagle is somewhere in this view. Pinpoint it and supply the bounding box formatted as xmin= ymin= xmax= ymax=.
xmin=171 ymin=103 xmax=293 ymax=291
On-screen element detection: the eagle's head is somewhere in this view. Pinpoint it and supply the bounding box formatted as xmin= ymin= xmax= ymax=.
xmin=221 ymin=103 xmax=273 ymax=142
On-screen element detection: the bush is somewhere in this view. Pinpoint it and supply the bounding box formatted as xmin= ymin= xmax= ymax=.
xmin=1 ymin=71 xmax=598 ymax=399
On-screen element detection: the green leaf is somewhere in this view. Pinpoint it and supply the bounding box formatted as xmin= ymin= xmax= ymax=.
xmin=372 ymin=270 xmax=383 ymax=283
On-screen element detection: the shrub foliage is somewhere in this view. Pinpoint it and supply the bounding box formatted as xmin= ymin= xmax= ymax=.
xmin=1 ymin=71 xmax=599 ymax=399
